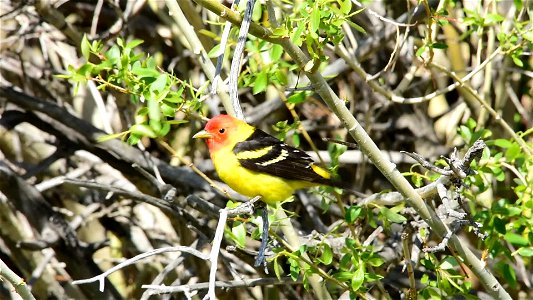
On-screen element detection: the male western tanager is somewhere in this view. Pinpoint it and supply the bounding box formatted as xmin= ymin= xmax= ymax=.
xmin=193 ymin=114 xmax=344 ymax=204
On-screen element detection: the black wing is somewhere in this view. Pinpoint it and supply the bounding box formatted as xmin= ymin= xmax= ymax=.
xmin=233 ymin=129 xmax=330 ymax=184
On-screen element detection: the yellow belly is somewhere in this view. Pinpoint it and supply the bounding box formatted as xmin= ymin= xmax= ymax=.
xmin=211 ymin=148 xmax=313 ymax=204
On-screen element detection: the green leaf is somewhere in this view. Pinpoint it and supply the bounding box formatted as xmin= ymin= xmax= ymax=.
xmin=147 ymin=98 xmax=161 ymax=122
xmin=126 ymin=39 xmax=144 ymax=49
xmin=287 ymin=91 xmax=308 ymax=104
xmin=127 ymin=133 xmax=141 ymax=145
xmin=231 ymin=222 xmax=246 ymax=248
xmin=270 ymin=44 xmax=284 ymax=61
xmin=516 ymin=247 xmax=533 ymax=257
xmin=505 ymin=143 xmax=521 ymax=161
xmin=416 ymin=45 xmax=427 ymax=57
xmin=81 ymin=34 xmax=91 ymax=60
xmin=157 ymin=122 xmax=171 ymax=136
xmin=310 ymin=5 xmax=320 ymax=34
xmin=273 ymin=257 xmax=283 ymax=279
xmin=105 ymin=45 xmax=121 ymax=64
xmin=291 ymin=24 xmax=306 ymax=46
xmin=367 ymin=256 xmax=384 ymax=267
xmin=504 ymin=233 xmax=529 ymax=246
xmin=334 ymin=271 xmax=353 ymax=281
xmin=253 ymin=71 xmax=268 ymax=94
xmin=380 ymin=207 xmax=407 ymax=223
xmin=440 ymin=256 xmax=458 ymax=270
xmin=345 ymin=206 xmax=361 ymax=223
xmin=318 ymin=243 xmax=333 ymax=265
xmin=493 ymin=138 xmax=514 ymax=148
xmin=431 ymin=42 xmax=448 ymax=49
xmin=150 ymin=74 xmax=168 ymax=94
xmin=132 ymin=66 xmax=159 ymax=78
xmin=501 ymin=263 xmax=517 ymax=288
xmin=130 ymin=124 xmax=156 ymax=138
xmin=292 ymin=133 xmax=300 ymax=148
xmin=346 ymin=20 xmax=366 ymax=34
xmin=207 ymin=44 xmax=222 ymax=58
xmin=161 ymin=102 xmax=176 ymax=117
xmin=338 ymin=0 xmax=352 ymax=14
xmin=351 ymin=264 xmax=365 ymax=291
xmin=485 ymin=13 xmax=504 ymax=25
xmin=512 ymin=55 xmax=524 ymax=67
xmin=166 ymin=120 xmax=189 ymax=125
xmin=288 ymin=257 xmax=300 ymax=281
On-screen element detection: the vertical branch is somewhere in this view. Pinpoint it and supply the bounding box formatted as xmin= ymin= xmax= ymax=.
xmin=228 ymin=0 xmax=256 ymax=120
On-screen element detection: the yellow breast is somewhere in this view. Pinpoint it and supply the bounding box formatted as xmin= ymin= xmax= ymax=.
xmin=211 ymin=147 xmax=313 ymax=204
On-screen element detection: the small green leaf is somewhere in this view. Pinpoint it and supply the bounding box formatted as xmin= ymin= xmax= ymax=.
xmin=351 ymin=264 xmax=365 ymax=291
xmin=339 ymin=0 xmax=352 ymax=14
xmin=291 ymin=24 xmax=306 ymax=46
xmin=416 ymin=45 xmax=427 ymax=57
xmin=127 ymin=133 xmax=141 ymax=145
xmin=345 ymin=206 xmax=361 ymax=223
xmin=166 ymin=120 xmax=189 ymax=125
xmin=81 ymin=34 xmax=91 ymax=60
xmin=270 ymin=44 xmax=284 ymax=61
xmin=346 ymin=20 xmax=366 ymax=34
xmin=105 ymin=45 xmax=121 ymax=64
xmin=147 ymin=98 xmax=161 ymax=122
xmin=512 ymin=55 xmax=524 ymax=67
xmin=231 ymin=222 xmax=246 ymax=248
xmin=334 ymin=271 xmax=353 ymax=281
xmin=130 ymin=124 xmax=157 ymax=138
xmin=272 ymin=27 xmax=289 ymax=37
xmin=292 ymin=133 xmax=300 ymax=148
xmin=501 ymin=263 xmax=517 ymax=288
xmin=504 ymin=233 xmax=529 ymax=246
xmin=367 ymin=256 xmax=384 ymax=267
xmin=287 ymin=91 xmax=308 ymax=104
xmin=289 ymin=257 xmax=300 ymax=281
xmin=126 ymin=39 xmax=144 ymax=49
xmin=207 ymin=44 xmax=222 ymax=58
xmin=150 ymin=74 xmax=168 ymax=94
xmin=440 ymin=256 xmax=458 ymax=269
xmin=157 ymin=121 xmax=171 ymax=136
xmin=310 ymin=5 xmax=320 ymax=34
xmin=380 ymin=207 xmax=407 ymax=223
xmin=273 ymin=257 xmax=283 ymax=279
xmin=493 ymin=138 xmax=514 ymax=148
xmin=431 ymin=42 xmax=448 ymax=49
xmin=253 ymin=71 xmax=268 ymax=94
xmin=516 ymin=247 xmax=533 ymax=257
xmin=318 ymin=243 xmax=333 ymax=265
xmin=485 ymin=13 xmax=504 ymax=25
xmin=161 ymin=102 xmax=176 ymax=117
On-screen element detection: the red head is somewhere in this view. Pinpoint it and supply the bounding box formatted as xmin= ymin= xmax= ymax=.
xmin=192 ymin=115 xmax=251 ymax=152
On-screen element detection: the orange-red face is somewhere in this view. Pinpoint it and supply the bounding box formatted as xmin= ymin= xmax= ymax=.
xmin=193 ymin=115 xmax=244 ymax=152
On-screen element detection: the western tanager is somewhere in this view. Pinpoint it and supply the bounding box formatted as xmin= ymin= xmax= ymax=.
xmin=193 ymin=114 xmax=344 ymax=204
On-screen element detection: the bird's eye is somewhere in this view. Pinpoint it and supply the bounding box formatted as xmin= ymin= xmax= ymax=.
xmin=219 ymin=128 xmax=226 ymax=134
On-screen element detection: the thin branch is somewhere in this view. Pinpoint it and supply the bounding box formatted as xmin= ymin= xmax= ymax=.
xmin=72 ymin=246 xmax=208 ymax=291
xmin=0 ymin=258 xmax=36 ymax=300
xmin=228 ymin=0 xmax=255 ymax=120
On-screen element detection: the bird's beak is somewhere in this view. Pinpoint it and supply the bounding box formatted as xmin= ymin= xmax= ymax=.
xmin=192 ymin=130 xmax=213 ymax=139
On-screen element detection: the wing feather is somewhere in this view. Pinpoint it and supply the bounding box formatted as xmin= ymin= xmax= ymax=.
xmin=233 ymin=129 xmax=330 ymax=184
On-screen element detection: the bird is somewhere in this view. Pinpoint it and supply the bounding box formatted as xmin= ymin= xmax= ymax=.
xmin=193 ymin=114 xmax=346 ymax=204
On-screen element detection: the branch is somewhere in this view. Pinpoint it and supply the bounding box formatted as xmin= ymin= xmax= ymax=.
xmin=0 ymin=258 xmax=36 ymax=300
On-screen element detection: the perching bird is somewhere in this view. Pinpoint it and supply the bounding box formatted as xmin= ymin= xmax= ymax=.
xmin=193 ymin=114 xmax=346 ymax=204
